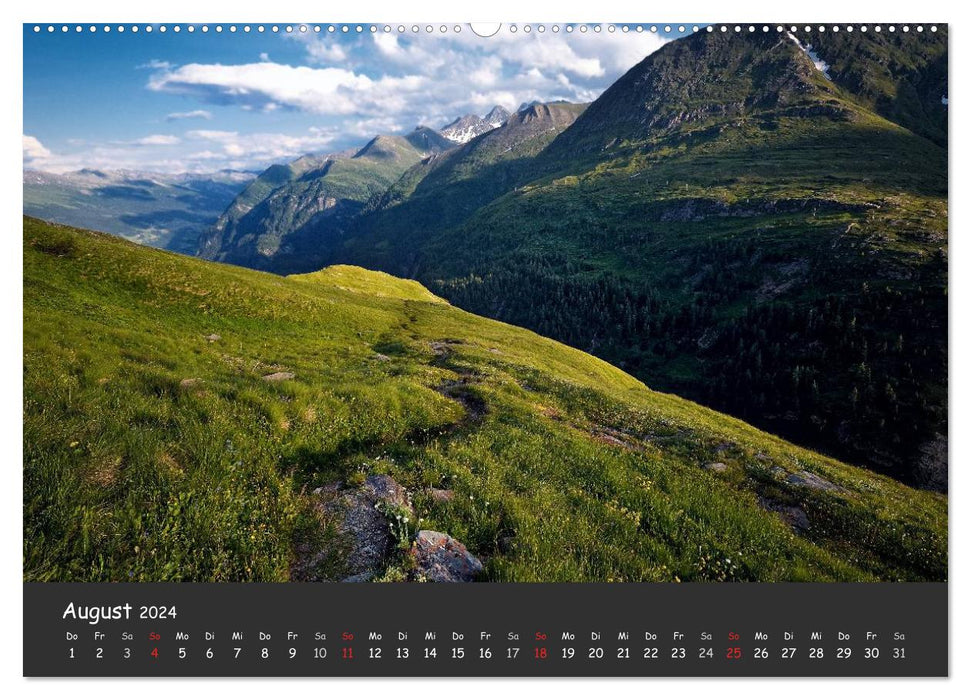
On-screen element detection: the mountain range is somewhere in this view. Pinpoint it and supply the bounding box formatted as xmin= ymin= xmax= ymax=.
xmin=196 ymin=127 xmax=454 ymax=271
xmin=23 ymin=168 xmax=254 ymax=255
xmin=23 ymin=28 xmax=949 ymax=494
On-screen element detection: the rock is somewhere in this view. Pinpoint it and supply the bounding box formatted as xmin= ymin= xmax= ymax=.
xmin=262 ymin=371 xmax=295 ymax=382
xmin=341 ymin=572 xmax=374 ymax=583
xmin=704 ymin=462 xmax=728 ymax=473
xmin=410 ymin=530 xmax=483 ymax=582
xmin=786 ymin=470 xmax=847 ymax=494
xmin=594 ymin=432 xmax=632 ymax=449
xmin=313 ymin=474 xmax=413 ymax=582
xmin=363 ymin=474 xmax=411 ymax=510
xmin=179 ymin=378 xmax=203 ymax=388
xmin=373 ymin=353 xmax=391 ymax=362
xmin=204 ymin=334 xmax=221 ymax=342
xmin=423 ymin=487 xmax=454 ymax=503
xmin=784 ymin=507 xmax=811 ymax=532
xmin=758 ymin=497 xmax=811 ymax=532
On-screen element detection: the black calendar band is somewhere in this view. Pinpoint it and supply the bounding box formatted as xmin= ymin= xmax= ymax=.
xmin=23 ymin=582 xmax=947 ymax=677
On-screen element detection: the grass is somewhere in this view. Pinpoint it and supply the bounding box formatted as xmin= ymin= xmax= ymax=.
xmin=23 ymin=216 xmax=946 ymax=582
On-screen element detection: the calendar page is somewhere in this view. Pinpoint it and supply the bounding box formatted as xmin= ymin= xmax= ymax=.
xmin=22 ymin=20 xmax=948 ymax=677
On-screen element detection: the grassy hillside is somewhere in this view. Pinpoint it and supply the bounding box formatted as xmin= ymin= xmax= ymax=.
xmin=23 ymin=217 xmax=945 ymax=582
xmin=328 ymin=30 xmax=948 ymax=490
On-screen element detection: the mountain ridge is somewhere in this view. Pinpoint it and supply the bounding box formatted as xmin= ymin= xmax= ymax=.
xmin=196 ymin=130 xmax=451 ymax=270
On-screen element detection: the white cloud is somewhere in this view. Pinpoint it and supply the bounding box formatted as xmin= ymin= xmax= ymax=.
xmin=165 ymin=109 xmax=212 ymax=121
xmin=137 ymin=59 xmax=173 ymax=71
xmin=342 ymin=116 xmax=407 ymax=138
xmin=31 ymin=27 xmax=674 ymax=174
xmin=185 ymin=129 xmax=237 ymax=141
xmin=370 ymin=27 xmax=664 ymax=82
xmin=22 ymin=127 xmax=336 ymax=175
xmin=23 ymin=135 xmax=51 ymax=164
xmin=146 ymin=28 xmax=669 ymax=129
xmin=305 ymin=42 xmax=348 ymax=64
xmin=289 ymin=33 xmax=348 ymax=65
xmin=148 ymin=62 xmax=429 ymax=116
xmin=131 ymin=134 xmax=181 ymax=146
xmin=185 ymin=127 xmax=337 ymax=163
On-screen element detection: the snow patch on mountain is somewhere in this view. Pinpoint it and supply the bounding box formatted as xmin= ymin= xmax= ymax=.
xmin=440 ymin=115 xmax=493 ymax=144
xmin=786 ymin=32 xmax=832 ymax=80
xmin=484 ymin=105 xmax=512 ymax=128
xmin=440 ymin=107 xmax=511 ymax=144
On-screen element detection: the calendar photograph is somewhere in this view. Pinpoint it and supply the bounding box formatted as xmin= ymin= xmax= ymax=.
xmin=23 ymin=22 xmax=947 ymax=591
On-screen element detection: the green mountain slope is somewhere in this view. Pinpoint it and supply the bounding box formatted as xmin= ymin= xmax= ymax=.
xmin=24 ymin=217 xmax=945 ymax=582
xmin=197 ymin=129 xmax=450 ymax=272
xmin=326 ymin=30 xmax=948 ymax=490
xmin=809 ymin=27 xmax=948 ymax=147
xmin=338 ymin=102 xmax=588 ymax=275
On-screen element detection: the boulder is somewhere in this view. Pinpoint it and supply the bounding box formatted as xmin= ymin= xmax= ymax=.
xmin=262 ymin=371 xmax=295 ymax=382
xmin=324 ymin=475 xmax=412 ymax=582
xmin=758 ymin=496 xmax=811 ymax=532
xmin=786 ymin=470 xmax=847 ymax=494
xmin=410 ymin=530 xmax=483 ymax=582
xmin=423 ymin=487 xmax=455 ymax=503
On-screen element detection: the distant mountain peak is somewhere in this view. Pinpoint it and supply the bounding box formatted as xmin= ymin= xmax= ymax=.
xmin=484 ymin=105 xmax=511 ymax=128
xmin=405 ymin=126 xmax=454 ymax=153
xmin=440 ymin=114 xmax=494 ymax=144
xmin=542 ymin=31 xmax=846 ymax=157
xmin=354 ymin=134 xmax=400 ymax=160
xmin=516 ymin=99 xmax=570 ymax=113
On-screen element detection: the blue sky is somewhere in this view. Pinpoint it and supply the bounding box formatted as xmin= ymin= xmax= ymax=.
xmin=23 ymin=24 xmax=682 ymax=173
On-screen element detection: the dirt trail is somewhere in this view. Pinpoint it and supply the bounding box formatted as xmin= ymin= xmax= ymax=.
xmin=429 ymin=339 xmax=488 ymax=424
